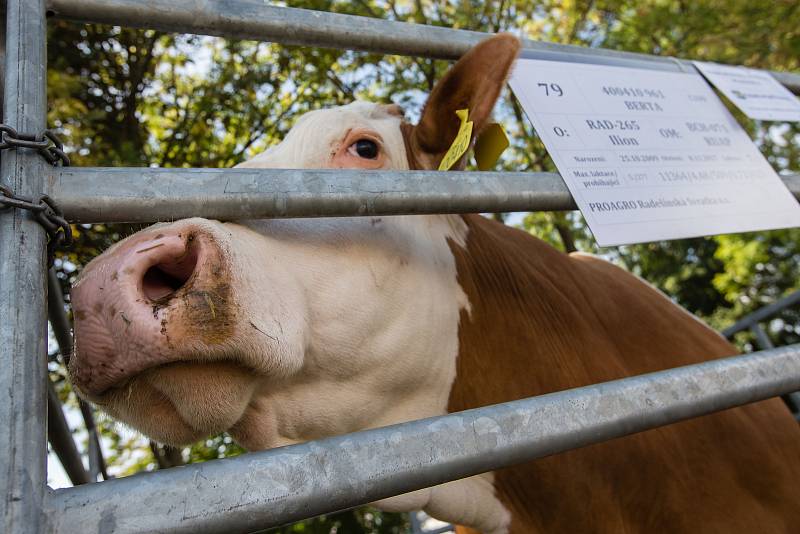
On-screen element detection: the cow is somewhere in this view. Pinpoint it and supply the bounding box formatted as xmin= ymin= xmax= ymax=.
xmin=68 ymin=34 xmax=800 ymax=533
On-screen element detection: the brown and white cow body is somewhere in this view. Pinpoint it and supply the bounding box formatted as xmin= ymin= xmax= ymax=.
xmin=69 ymin=35 xmax=800 ymax=533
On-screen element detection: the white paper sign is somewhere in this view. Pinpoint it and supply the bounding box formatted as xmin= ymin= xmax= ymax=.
xmin=693 ymin=61 xmax=800 ymax=122
xmin=508 ymin=58 xmax=800 ymax=246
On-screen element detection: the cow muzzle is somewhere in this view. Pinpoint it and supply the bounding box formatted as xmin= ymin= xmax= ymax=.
xmin=69 ymin=221 xmax=237 ymax=399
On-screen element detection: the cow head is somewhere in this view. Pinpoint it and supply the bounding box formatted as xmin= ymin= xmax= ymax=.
xmin=69 ymin=35 xmax=521 ymax=449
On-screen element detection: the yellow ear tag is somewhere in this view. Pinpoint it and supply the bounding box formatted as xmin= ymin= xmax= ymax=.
xmin=474 ymin=123 xmax=509 ymax=171
xmin=438 ymin=108 xmax=473 ymax=171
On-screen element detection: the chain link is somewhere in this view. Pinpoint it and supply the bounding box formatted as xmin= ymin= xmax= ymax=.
xmin=0 ymin=124 xmax=70 ymax=166
xmin=0 ymin=185 xmax=73 ymax=267
xmin=0 ymin=124 xmax=72 ymax=265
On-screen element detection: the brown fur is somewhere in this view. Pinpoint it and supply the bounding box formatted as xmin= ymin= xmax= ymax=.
xmin=401 ymin=34 xmax=800 ymax=531
xmin=448 ymin=215 xmax=800 ymax=533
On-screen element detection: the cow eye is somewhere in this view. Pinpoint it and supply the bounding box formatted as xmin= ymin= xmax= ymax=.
xmin=352 ymin=139 xmax=379 ymax=159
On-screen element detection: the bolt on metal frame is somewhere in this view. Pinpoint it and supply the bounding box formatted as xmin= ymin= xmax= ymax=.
xmin=1 ymin=0 xmax=800 ymax=532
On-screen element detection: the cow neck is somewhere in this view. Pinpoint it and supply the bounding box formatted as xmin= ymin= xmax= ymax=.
xmin=447 ymin=214 xmax=588 ymax=413
xmin=445 ymin=214 xmax=800 ymax=534
xmin=445 ymin=213 xmax=735 ymax=414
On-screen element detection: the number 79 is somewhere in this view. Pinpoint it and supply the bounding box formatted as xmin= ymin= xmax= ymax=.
xmin=538 ymin=82 xmax=564 ymax=97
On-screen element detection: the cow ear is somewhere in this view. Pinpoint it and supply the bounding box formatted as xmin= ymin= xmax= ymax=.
xmin=407 ymin=33 xmax=521 ymax=170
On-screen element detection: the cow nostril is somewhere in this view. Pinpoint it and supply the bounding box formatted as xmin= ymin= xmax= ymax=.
xmin=141 ymin=246 xmax=199 ymax=302
xmin=142 ymin=266 xmax=189 ymax=301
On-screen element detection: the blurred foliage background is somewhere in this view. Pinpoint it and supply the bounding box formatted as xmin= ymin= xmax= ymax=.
xmin=45 ymin=0 xmax=800 ymax=532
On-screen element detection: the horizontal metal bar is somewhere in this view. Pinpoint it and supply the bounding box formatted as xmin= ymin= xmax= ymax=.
xmin=46 ymin=168 xmax=575 ymax=222
xmin=723 ymin=293 xmax=800 ymax=420
xmin=46 ymin=0 xmax=800 ymax=94
xmin=46 ymin=344 xmax=800 ymax=533
xmin=47 ymin=168 xmax=800 ymax=223
xmin=722 ymin=288 xmax=800 ymax=337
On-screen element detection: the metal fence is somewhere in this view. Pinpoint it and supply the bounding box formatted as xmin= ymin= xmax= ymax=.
xmin=2 ymin=1 xmax=800 ymax=533
xmin=723 ymin=289 xmax=800 ymax=420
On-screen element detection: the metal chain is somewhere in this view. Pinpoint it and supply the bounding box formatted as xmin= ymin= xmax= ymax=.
xmin=0 ymin=124 xmax=70 ymax=166
xmin=0 ymin=125 xmax=72 ymax=265
xmin=0 ymin=185 xmax=73 ymax=267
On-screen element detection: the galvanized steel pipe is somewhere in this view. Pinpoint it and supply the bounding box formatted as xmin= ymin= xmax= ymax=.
xmin=0 ymin=1 xmax=50 ymax=532
xmin=45 ymin=0 xmax=800 ymax=94
xmin=46 ymin=344 xmax=800 ymax=534
xmin=47 ymin=268 xmax=73 ymax=363
xmin=46 ymin=168 xmax=799 ymax=223
xmin=46 ymin=380 xmax=92 ymax=486
xmin=722 ymin=289 xmax=800 ymax=337
xmin=46 ymin=167 xmax=576 ymax=223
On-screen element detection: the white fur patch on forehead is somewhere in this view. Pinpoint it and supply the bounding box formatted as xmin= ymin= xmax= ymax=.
xmin=238 ymin=101 xmax=408 ymax=170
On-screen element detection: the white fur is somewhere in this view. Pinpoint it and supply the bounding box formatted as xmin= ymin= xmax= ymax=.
xmin=74 ymin=101 xmax=506 ymax=531
xmin=238 ymin=101 xmax=409 ymax=171
xmin=375 ymin=474 xmax=511 ymax=534
xmin=229 ymin=213 xmax=469 ymax=443
xmin=227 ymin=102 xmax=506 ymax=530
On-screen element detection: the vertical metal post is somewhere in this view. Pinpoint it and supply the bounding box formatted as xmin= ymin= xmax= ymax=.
xmin=0 ymin=0 xmax=49 ymax=532
xmin=0 ymin=0 xmax=4 ymax=113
